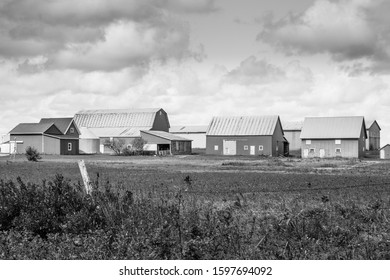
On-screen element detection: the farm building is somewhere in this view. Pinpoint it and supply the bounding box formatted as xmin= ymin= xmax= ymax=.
xmin=73 ymin=108 xmax=171 ymax=154
xmin=78 ymin=127 xmax=100 ymax=154
xmin=366 ymin=120 xmax=381 ymax=150
xmin=169 ymin=125 xmax=207 ymax=149
xmin=380 ymin=145 xmax=390 ymax=159
xmin=300 ymin=116 xmax=367 ymax=158
xmin=206 ymin=115 xmax=287 ymax=156
xmin=0 ymin=134 xmax=10 ymax=155
xmin=282 ymin=121 xmax=303 ymax=154
xmin=140 ymin=130 xmax=192 ymax=155
xmin=9 ymin=121 xmax=79 ymax=155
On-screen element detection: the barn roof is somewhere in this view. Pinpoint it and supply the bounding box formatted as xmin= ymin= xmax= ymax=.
xmin=9 ymin=123 xmax=57 ymax=135
xmin=206 ymin=115 xmax=281 ymax=136
xmin=39 ymin=117 xmax=75 ymax=134
xmin=366 ymin=120 xmax=381 ymax=131
xmin=78 ymin=127 xmax=99 ymax=139
xmin=282 ymin=121 xmax=303 ymax=131
xmin=74 ymin=108 xmax=163 ymax=128
xmin=141 ymin=130 xmax=192 ymax=141
xmin=86 ymin=127 xmax=151 ymax=138
xmin=170 ymin=125 xmax=208 ymax=133
xmin=300 ymin=116 xmax=367 ymax=139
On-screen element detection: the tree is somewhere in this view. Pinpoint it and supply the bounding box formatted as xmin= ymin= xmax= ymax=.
xmin=104 ymin=139 xmax=126 ymax=155
xmin=25 ymin=146 xmax=42 ymax=162
xmin=131 ymin=137 xmax=147 ymax=153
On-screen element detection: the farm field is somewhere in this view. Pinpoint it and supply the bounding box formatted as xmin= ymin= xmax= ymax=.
xmin=1 ymin=154 xmax=390 ymax=259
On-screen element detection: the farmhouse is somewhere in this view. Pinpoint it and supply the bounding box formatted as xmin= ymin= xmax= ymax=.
xmin=169 ymin=125 xmax=207 ymax=149
xmin=380 ymin=145 xmax=390 ymax=159
xmin=300 ymin=116 xmax=367 ymax=158
xmin=206 ymin=115 xmax=287 ymax=156
xmin=282 ymin=121 xmax=303 ymax=154
xmin=140 ymin=130 xmax=192 ymax=155
xmin=9 ymin=120 xmax=79 ymax=155
xmin=73 ymin=108 xmax=176 ymax=154
xmin=366 ymin=120 xmax=381 ymax=151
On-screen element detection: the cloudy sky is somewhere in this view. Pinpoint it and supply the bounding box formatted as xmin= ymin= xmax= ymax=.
xmin=1 ymin=0 xmax=390 ymax=144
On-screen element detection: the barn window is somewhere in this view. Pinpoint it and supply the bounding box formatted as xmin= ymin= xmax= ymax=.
xmin=68 ymin=143 xmax=72 ymax=151
xmin=309 ymin=148 xmax=315 ymax=153
xmin=244 ymin=145 xmax=248 ymax=150
xmin=336 ymin=148 xmax=341 ymax=153
xmin=70 ymin=127 xmax=74 ymax=134
xmin=176 ymin=142 xmax=180 ymax=150
xmin=335 ymin=139 xmax=341 ymax=144
xmin=214 ymin=145 xmax=218 ymax=151
xmin=306 ymin=140 xmax=311 ymax=145
xmin=259 ymin=145 xmax=264 ymax=151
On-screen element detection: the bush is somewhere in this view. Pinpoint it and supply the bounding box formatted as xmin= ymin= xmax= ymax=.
xmin=25 ymin=146 xmax=41 ymax=162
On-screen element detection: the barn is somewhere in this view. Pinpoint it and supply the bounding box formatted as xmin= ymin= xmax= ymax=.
xmin=380 ymin=145 xmax=390 ymax=159
xmin=282 ymin=121 xmax=303 ymax=155
xmin=9 ymin=122 xmax=79 ymax=155
xmin=73 ymin=108 xmax=171 ymax=154
xmin=169 ymin=125 xmax=207 ymax=149
xmin=140 ymin=130 xmax=192 ymax=155
xmin=366 ymin=120 xmax=381 ymax=151
xmin=206 ymin=115 xmax=286 ymax=156
xmin=300 ymin=116 xmax=367 ymax=158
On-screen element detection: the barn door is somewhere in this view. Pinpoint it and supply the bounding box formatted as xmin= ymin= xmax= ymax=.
xmin=303 ymin=149 xmax=309 ymax=158
xmin=319 ymin=149 xmax=325 ymax=158
xmin=250 ymin=145 xmax=255 ymax=155
xmin=223 ymin=140 xmax=236 ymax=155
xmin=380 ymin=150 xmax=385 ymax=159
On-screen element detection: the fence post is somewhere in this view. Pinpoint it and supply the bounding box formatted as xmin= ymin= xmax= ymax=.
xmin=78 ymin=160 xmax=93 ymax=195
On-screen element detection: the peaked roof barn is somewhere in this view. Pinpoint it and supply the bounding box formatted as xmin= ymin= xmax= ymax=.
xmin=39 ymin=117 xmax=76 ymax=134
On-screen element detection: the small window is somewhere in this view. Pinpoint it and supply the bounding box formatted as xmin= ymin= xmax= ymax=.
xmin=306 ymin=140 xmax=311 ymax=145
xmin=70 ymin=127 xmax=74 ymax=134
xmin=309 ymin=148 xmax=315 ymax=153
xmin=214 ymin=145 xmax=218 ymax=151
xmin=335 ymin=139 xmax=341 ymax=145
xmin=336 ymin=148 xmax=341 ymax=153
xmin=244 ymin=145 xmax=248 ymax=151
xmin=68 ymin=143 xmax=72 ymax=151
xmin=259 ymin=145 xmax=264 ymax=151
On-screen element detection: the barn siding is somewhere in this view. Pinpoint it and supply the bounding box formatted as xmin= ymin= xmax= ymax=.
xmin=43 ymin=135 xmax=61 ymax=154
xmin=60 ymin=139 xmax=79 ymax=155
xmin=301 ymin=139 xmax=360 ymax=158
xmin=11 ymin=135 xmax=43 ymax=154
xmin=380 ymin=146 xmax=390 ymax=159
xmin=79 ymin=139 xmax=100 ymax=154
xmin=367 ymin=122 xmax=380 ymax=150
xmin=284 ymin=130 xmax=301 ymax=151
xmin=272 ymin=120 xmax=285 ymax=156
xmin=151 ymin=109 xmax=170 ymax=132
xmin=206 ymin=135 xmax=273 ymax=156
xmin=171 ymin=133 xmax=206 ymax=148
xmin=65 ymin=122 xmax=80 ymax=137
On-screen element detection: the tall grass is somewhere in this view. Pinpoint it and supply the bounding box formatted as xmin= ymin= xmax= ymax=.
xmin=0 ymin=174 xmax=389 ymax=259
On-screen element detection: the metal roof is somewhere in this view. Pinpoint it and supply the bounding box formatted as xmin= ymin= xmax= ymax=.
xmin=380 ymin=144 xmax=390 ymax=150
xmin=282 ymin=121 xmax=303 ymax=131
xmin=366 ymin=120 xmax=381 ymax=130
xmin=39 ymin=117 xmax=74 ymax=134
xmin=78 ymin=127 xmax=99 ymax=139
xmin=74 ymin=108 xmax=162 ymax=128
xmin=141 ymin=130 xmax=192 ymax=141
xmin=86 ymin=127 xmax=151 ymax=138
xmin=170 ymin=125 xmax=208 ymax=133
xmin=206 ymin=115 xmax=280 ymax=136
xmin=9 ymin=123 xmax=56 ymax=135
xmin=300 ymin=116 xmax=367 ymax=139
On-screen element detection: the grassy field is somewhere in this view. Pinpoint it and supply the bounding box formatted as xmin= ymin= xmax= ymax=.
xmin=1 ymin=154 xmax=390 ymax=259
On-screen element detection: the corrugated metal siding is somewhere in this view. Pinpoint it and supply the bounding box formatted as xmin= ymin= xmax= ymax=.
xmin=87 ymin=127 xmax=151 ymax=137
xmin=207 ymin=116 xmax=279 ymax=136
xmin=170 ymin=125 xmax=208 ymax=133
xmin=300 ymin=116 xmax=366 ymax=139
xmin=74 ymin=109 xmax=162 ymax=128
xmin=301 ymin=139 xmax=359 ymax=158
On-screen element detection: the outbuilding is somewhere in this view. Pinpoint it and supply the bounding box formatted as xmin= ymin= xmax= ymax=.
xmin=300 ymin=116 xmax=367 ymax=158
xmin=282 ymin=121 xmax=303 ymax=155
xmin=380 ymin=144 xmax=390 ymax=159
xmin=169 ymin=125 xmax=207 ymax=149
xmin=366 ymin=120 xmax=381 ymax=151
xmin=206 ymin=115 xmax=286 ymax=156
xmin=140 ymin=130 xmax=192 ymax=155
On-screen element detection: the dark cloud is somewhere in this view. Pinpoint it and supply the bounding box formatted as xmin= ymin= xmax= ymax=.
xmin=257 ymin=0 xmax=390 ymax=74
xmin=0 ymin=0 xmax=216 ymax=71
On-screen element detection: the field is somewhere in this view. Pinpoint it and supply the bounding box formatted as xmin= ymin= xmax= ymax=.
xmin=1 ymin=154 xmax=390 ymax=259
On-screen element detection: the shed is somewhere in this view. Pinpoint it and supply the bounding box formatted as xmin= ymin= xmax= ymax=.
xmin=9 ymin=122 xmax=79 ymax=155
xmin=140 ymin=130 xmax=192 ymax=155
xmin=380 ymin=144 xmax=390 ymax=159
xmin=169 ymin=125 xmax=207 ymax=149
xmin=206 ymin=115 xmax=285 ymax=156
xmin=300 ymin=116 xmax=367 ymax=158
xmin=74 ymin=108 xmax=170 ymax=154
xmin=282 ymin=121 xmax=303 ymax=153
xmin=366 ymin=120 xmax=381 ymax=151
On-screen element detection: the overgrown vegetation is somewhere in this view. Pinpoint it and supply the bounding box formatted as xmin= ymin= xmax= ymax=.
xmin=1 ymin=173 xmax=389 ymax=260
xmin=104 ymin=138 xmax=148 ymax=156
xmin=25 ymin=146 xmax=41 ymax=162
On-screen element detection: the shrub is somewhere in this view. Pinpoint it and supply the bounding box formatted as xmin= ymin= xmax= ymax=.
xmin=25 ymin=146 xmax=41 ymax=162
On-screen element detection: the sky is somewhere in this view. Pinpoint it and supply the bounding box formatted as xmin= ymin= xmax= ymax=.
xmin=1 ymin=0 xmax=390 ymax=144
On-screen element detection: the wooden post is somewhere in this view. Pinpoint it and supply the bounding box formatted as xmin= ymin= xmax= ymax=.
xmin=78 ymin=160 xmax=93 ymax=195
